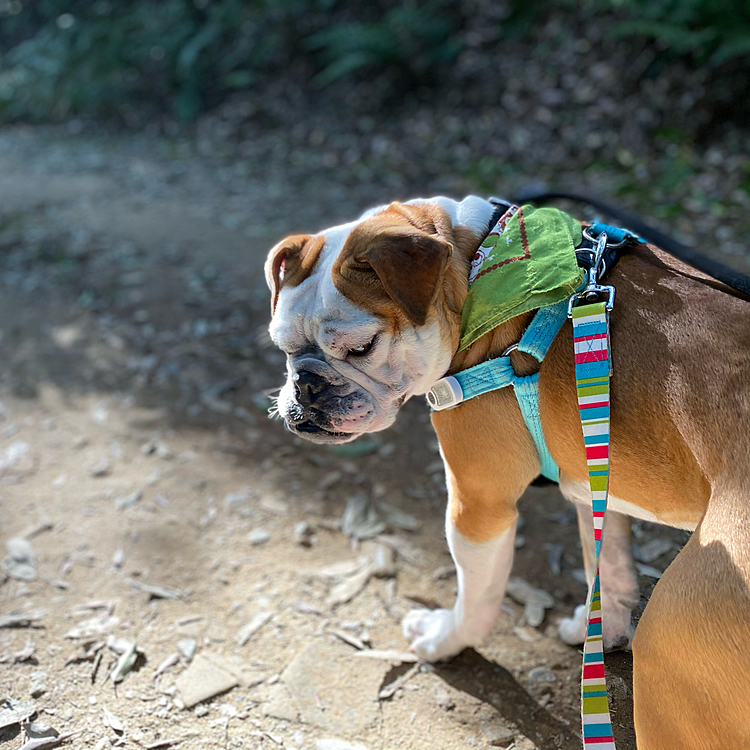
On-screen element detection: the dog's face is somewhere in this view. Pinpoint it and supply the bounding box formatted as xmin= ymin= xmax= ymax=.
xmin=265 ymin=196 xmax=495 ymax=443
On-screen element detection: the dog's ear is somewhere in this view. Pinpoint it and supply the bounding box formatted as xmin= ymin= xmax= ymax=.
xmin=335 ymin=228 xmax=453 ymax=326
xmin=264 ymin=234 xmax=322 ymax=314
xmin=363 ymin=231 xmax=453 ymax=326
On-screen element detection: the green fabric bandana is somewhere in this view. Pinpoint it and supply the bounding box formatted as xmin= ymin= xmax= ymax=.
xmin=459 ymin=204 xmax=583 ymax=351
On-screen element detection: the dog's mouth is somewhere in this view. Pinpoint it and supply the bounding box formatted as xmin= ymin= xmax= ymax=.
xmin=287 ymin=419 xmax=360 ymax=444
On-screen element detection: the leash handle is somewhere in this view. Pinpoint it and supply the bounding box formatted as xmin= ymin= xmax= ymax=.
xmin=571 ymin=300 xmax=616 ymax=750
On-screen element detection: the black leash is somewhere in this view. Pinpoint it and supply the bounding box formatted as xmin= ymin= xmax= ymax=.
xmin=513 ymin=189 xmax=750 ymax=298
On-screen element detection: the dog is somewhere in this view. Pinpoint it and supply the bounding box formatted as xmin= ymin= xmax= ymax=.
xmin=265 ymin=195 xmax=750 ymax=749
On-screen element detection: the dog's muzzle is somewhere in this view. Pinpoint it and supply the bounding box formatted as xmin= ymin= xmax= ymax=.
xmin=287 ymin=369 xmax=331 ymax=436
xmin=280 ymin=359 xmax=375 ymax=442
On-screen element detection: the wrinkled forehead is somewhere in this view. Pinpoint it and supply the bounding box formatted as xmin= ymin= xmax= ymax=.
xmin=269 ymin=218 xmax=377 ymax=351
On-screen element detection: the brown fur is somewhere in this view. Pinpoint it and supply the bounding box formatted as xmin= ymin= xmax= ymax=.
xmin=332 ymin=202 xmax=478 ymax=329
xmin=632 ymin=490 xmax=750 ymax=749
xmin=265 ymin=234 xmax=325 ymax=314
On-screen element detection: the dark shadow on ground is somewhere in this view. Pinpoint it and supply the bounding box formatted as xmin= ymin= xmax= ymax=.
xmin=606 ymin=650 xmax=636 ymax=748
xmin=436 ymin=649 xmax=581 ymax=749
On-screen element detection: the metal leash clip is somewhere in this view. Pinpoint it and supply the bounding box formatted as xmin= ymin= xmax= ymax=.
xmin=567 ymin=231 xmax=616 ymax=318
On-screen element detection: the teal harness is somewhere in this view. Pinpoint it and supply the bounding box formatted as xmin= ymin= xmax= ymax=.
xmin=427 ymin=299 xmax=567 ymax=481
xmin=426 ymin=221 xmax=638 ymax=482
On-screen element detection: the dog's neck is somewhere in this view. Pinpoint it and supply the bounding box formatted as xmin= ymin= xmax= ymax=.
xmin=439 ymin=196 xmax=537 ymax=377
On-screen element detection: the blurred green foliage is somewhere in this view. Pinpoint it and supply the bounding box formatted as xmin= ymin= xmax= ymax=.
xmin=0 ymin=0 xmax=466 ymax=122
xmin=0 ymin=0 xmax=748 ymax=123
xmin=306 ymin=0 xmax=464 ymax=87
xmin=0 ymin=0 xmax=325 ymax=121
xmin=602 ymin=0 xmax=750 ymax=65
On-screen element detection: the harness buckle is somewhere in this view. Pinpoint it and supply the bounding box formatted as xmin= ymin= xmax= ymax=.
xmin=567 ymin=284 xmax=616 ymax=317
xmin=567 ymin=231 xmax=616 ymax=317
xmin=426 ymin=376 xmax=464 ymax=411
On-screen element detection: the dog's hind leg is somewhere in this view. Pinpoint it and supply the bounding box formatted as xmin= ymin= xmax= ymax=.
xmin=633 ymin=484 xmax=750 ymax=749
xmin=558 ymin=489 xmax=638 ymax=651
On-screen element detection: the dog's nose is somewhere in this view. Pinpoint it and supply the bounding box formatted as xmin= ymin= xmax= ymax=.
xmin=293 ymin=369 xmax=326 ymax=406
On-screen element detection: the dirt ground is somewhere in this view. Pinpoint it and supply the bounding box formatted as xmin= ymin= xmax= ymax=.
xmin=0 ymin=125 xmax=694 ymax=750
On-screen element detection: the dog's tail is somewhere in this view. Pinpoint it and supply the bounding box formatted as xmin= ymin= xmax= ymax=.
xmin=514 ymin=188 xmax=750 ymax=299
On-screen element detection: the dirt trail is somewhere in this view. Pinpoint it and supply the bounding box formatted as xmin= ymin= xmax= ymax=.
xmin=0 ymin=126 xmax=689 ymax=750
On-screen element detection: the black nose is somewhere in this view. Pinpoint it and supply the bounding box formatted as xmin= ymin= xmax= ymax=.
xmin=293 ymin=369 xmax=327 ymax=406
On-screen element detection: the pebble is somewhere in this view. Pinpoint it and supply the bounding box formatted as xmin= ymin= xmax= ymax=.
xmin=607 ymin=674 xmax=630 ymax=701
xmin=177 ymin=639 xmax=197 ymax=661
xmin=480 ymin=721 xmax=515 ymax=746
xmin=224 ymin=489 xmax=250 ymax=508
xmin=294 ymin=521 xmax=315 ymax=547
xmin=247 ymin=528 xmax=270 ymax=546
xmin=361 ymin=541 xmax=395 ymax=578
xmin=433 ymin=683 xmax=455 ymax=712
xmin=2 ymin=537 xmax=37 ymax=581
xmin=114 ymin=489 xmax=143 ymax=510
xmin=29 ymin=678 xmax=47 ymax=699
xmin=259 ymin=496 xmax=289 ymax=515
xmin=90 ymin=458 xmax=112 ymax=477
xmin=527 ymin=666 xmax=557 ymax=695
xmin=141 ymin=440 xmax=173 ymax=459
xmin=1 ymin=440 xmax=30 ymax=472
xmin=174 ymin=654 xmax=239 ymax=708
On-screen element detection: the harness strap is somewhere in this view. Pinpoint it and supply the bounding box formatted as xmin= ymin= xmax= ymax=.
xmin=427 ymin=299 xmax=569 ymax=481
xmin=513 ymin=374 xmax=558 ymax=481
xmin=517 ymin=297 xmax=569 ymax=361
xmin=571 ymin=300 xmax=615 ymax=750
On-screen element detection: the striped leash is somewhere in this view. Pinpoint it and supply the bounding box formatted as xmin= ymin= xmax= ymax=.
xmin=571 ymin=298 xmax=616 ymax=749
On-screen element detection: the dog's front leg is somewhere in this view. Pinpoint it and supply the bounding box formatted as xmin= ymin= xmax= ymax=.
xmin=403 ymin=514 xmax=518 ymax=661
xmin=403 ymin=393 xmax=539 ymax=662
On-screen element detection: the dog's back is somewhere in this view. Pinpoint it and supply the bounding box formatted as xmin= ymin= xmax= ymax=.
xmin=542 ymin=242 xmax=750 ymax=525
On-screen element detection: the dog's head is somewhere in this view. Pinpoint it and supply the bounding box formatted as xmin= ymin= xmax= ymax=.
xmin=265 ymin=196 xmax=497 ymax=443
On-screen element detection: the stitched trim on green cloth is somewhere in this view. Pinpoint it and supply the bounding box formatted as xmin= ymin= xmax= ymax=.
xmin=458 ymin=204 xmax=583 ymax=351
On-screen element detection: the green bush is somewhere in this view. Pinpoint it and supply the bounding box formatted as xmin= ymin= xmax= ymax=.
xmin=0 ymin=0 xmax=317 ymax=121
xmin=306 ymin=0 xmax=464 ymax=87
xmin=0 ymin=0 xmax=467 ymax=122
xmin=589 ymin=0 xmax=750 ymax=65
xmin=0 ymin=0 xmax=748 ymax=123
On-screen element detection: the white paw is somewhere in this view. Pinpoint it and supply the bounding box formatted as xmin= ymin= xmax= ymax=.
xmin=558 ymin=603 xmax=634 ymax=651
xmin=402 ymin=608 xmax=471 ymax=662
xmin=558 ymin=604 xmax=587 ymax=646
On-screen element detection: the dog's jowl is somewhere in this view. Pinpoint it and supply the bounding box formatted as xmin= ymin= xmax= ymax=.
xmin=265 ymin=195 xmax=750 ymax=750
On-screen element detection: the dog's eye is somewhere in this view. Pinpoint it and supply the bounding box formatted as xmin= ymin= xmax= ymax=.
xmin=348 ymin=338 xmax=374 ymax=357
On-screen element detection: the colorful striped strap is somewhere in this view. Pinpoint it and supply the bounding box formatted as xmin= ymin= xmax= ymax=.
xmin=571 ymin=300 xmax=616 ymax=750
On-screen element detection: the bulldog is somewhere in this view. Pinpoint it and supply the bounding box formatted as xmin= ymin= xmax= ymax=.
xmin=265 ymin=195 xmax=750 ymax=749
